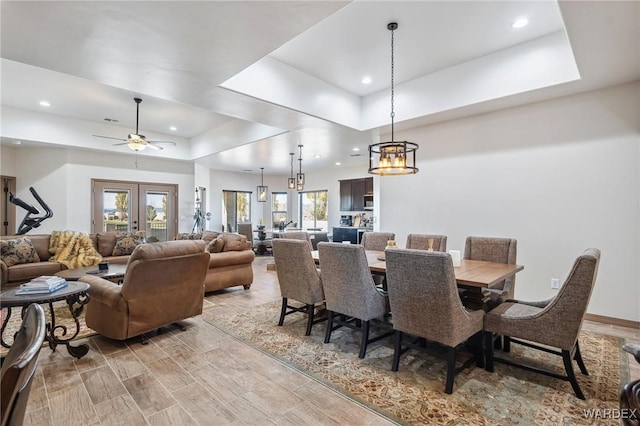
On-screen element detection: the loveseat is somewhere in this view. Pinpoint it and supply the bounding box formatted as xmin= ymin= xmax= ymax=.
xmin=0 ymin=232 xmax=133 ymax=289
xmin=175 ymin=230 xmax=255 ymax=292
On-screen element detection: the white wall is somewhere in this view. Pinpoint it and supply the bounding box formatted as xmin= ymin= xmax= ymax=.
xmin=0 ymin=146 xmax=195 ymax=234
xmin=0 ymin=145 xmax=17 ymax=176
xmin=381 ymin=82 xmax=640 ymax=322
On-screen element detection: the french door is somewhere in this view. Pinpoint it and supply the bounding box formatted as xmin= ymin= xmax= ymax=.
xmin=92 ymin=180 xmax=177 ymax=242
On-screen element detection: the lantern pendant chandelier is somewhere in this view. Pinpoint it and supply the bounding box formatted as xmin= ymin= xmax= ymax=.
xmin=257 ymin=167 xmax=268 ymax=202
xmin=287 ymin=152 xmax=296 ymax=189
xmin=296 ymin=144 xmax=305 ymax=190
xmin=368 ymin=22 xmax=419 ymax=176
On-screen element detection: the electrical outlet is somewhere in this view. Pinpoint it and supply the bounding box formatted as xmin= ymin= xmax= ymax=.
xmin=551 ymin=278 xmax=560 ymax=289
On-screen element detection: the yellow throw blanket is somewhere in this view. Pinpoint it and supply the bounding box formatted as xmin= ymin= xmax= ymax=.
xmin=49 ymin=230 xmax=102 ymax=269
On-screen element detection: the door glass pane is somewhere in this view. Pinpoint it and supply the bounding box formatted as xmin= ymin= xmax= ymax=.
xmin=237 ymin=192 xmax=250 ymax=224
xmin=145 ymin=190 xmax=169 ymax=242
xmin=103 ymin=189 xmax=132 ymax=232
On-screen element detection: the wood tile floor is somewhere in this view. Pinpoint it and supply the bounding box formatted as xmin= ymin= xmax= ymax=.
xmin=19 ymin=256 xmax=640 ymax=425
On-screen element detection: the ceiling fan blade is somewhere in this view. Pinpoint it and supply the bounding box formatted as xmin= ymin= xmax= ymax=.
xmin=112 ymin=142 xmax=130 ymax=146
xmin=93 ymin=134 xmax=127 ymax=141
xmin=146 ymin=143 xmax=163 ymax=151
xmin=147 ymin=140 xmax=177 ymax=146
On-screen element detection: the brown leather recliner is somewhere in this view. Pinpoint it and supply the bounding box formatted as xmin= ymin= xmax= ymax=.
xmin=80 ymin=240 xmax=210 ymax=340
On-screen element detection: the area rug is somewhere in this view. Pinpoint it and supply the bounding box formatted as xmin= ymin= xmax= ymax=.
xmin=203 ymin=300 xmax=629 ymax=425
xmin=0 ymin=296 xmax=218 ymax=356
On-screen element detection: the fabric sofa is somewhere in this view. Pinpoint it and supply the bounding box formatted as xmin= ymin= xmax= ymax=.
xmin=0 ymin=232 xmax=132 ymax=289
xmin=175 ymin=230 xmax=255 ymax=292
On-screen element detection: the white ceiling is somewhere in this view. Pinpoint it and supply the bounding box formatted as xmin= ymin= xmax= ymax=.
xmin=1 ymin=1 xmax=639 ymax=175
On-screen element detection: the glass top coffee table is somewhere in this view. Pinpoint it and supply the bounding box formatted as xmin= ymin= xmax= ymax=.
xmin=0 ymin=281 xmax=90 ymax=358
xmin=56 ymin=264 xmax=127 ymax=282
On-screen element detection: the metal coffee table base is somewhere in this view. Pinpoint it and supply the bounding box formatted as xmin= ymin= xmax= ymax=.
xmin=1 ymin=282 xmax=91 ymax=359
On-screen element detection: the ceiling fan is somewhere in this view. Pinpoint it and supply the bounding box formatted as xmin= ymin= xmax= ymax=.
xmin=93 ymin=97 xmax=177 ymax=151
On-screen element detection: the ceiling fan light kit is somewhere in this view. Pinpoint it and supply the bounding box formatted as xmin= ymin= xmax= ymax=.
xmin=93 ymin=97 xmax=177 ymax=152
xmin=368 ymin=22 xmax=419 ymax=176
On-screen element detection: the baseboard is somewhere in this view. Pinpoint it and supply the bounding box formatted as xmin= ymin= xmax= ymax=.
xmin=584 ymin=313 xmax=640 ymax=329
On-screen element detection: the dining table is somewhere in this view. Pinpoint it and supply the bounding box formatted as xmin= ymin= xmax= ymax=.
xmin=311 ymin=249 xmax=524 ymax=311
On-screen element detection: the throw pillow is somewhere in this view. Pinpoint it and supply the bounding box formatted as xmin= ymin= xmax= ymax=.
xmin=201 ymin=231 xmax=220 ymax=244
xmin=175 ymin=232 xmax=202 ymax=240
xmin=0 ymin=237 xmax=40 ymax=267
xmin=112 ymin=231 xmax=145 ymax=256
xmin=221 ymin=233 xmax=248 ymax=252
xmin=206 ymin=237 xmax=225 ymax=253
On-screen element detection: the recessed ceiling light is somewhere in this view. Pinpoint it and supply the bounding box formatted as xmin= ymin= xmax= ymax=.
xmin=39 ymin=100 xmax=50 ymax=107
xmin=169 ymin=126 xmax=177 ymax=131
xmin=12 ymin=140 xmax=22 ymax=145
xmin=313 ymin=154 xmax=321 ymax=159
xmin=335 ymin=162 xmax=341 ymax=166
xmin=352 ymin=147 xmax=360 ymax=152
xmin=512 ymin=18 xmax=528 ymax=29
xmin=361 ymin=76 xmax=372 ymax=85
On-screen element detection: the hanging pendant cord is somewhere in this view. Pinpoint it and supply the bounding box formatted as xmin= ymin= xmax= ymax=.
xmin=390 ymin=24 xmax=395 ymax=141
xmin=290 ymin=153 xmax=294 ymax=177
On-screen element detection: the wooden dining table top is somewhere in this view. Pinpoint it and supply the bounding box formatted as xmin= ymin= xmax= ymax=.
xmin=311 ymin=249 xmax=524 ymax=289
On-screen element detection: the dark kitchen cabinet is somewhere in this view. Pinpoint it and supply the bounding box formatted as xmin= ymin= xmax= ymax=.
xmin=339 ymin=177 xmax=373 ymax=211
xmin=340 ymin=180 xmax=352 ymax=211
xmin=365 ymin=177 xmax=373 ymax=194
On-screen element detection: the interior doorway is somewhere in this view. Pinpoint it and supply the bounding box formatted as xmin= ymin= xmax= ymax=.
xmin=1 ymin=176 xmax=16 ymax=236
xmin=92 ymin=179 xmax=178 ymax=242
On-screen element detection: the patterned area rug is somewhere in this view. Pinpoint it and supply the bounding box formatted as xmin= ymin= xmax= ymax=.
xmin=0 ymin=296 xmax=218 ymax=356
xmin=203 ymin=301 xmax=629 ymax=425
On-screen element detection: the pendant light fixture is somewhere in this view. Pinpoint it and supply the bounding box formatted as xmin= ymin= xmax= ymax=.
xmin=287 ymin=152 xmax=296 ymax=189
xmin=257 ymin=167 xmax=268 ymax=202
xmin=296 ymin=144 xmax=305 ymax=191
xmin=368 ymin=22 xmax=419 ymax=176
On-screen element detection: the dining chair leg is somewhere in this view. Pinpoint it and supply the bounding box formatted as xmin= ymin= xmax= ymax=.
xmin=359 ymin=320 xmax=370 ymax=359
xmin=278 ymin=297 xmax=288 ymax=326
xmin=391 ymin=330 xmax=403 ymax=372
xmin=574 ymin=342 xmax=589 ymax=375
xmin=562 ymin=349 xmax=586 ymax=400
xmin=445 ymin=346 xmax=456 ymax=394
xmin=503 ymin=335 xmax=511 ymax=352
xmin=484 ymin=331 xmax=494 ymax=372
xmin=324 ymin=310 xmax=334 ymax=344
xmin=493 ymin=334 xmax=503 ymax=350
xmin=305 ymin=304 xmax=314 ymax=336
xmin=474 ymin=332 xmax=485 ymax=368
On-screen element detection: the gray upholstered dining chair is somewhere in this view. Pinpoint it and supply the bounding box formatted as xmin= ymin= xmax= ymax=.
xmin=360 ymin=232 xmax=396 ymax=251
xmin=360 ymin=231 xmax=396 ymax=288
xmin=405 ymin=234 xmax=447 ymax=252
xmin=279 ymin=231 xmax=312 ymax=250
xmin=272 ymin=239 xmax=325 ymax=336
xmin=620 ymin=343 xmax=640 ymax=425
xmin=484 ymin=248 xmax=601 ymax=400
xmin=0 ymin=303 xmax=46 ymax=426
xmin=385 ymin=249 xmax=485 ymax=394
xmin=464 ymin=236 xmax=517 ymax=302
xmin=317 ymin=242 xmax=392 ymax=358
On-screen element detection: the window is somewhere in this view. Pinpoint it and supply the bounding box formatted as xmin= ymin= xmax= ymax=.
xmin=222 ymin=190 xmax=251 ymax=232
xmin=298 ymin=190 xmax=328 ymax=231
xmin=272 ymin=192 xmax=287 ymax=228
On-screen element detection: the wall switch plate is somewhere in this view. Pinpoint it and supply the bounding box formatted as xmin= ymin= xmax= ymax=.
xmin=551 ymin=278 xmax=560 ymax=289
